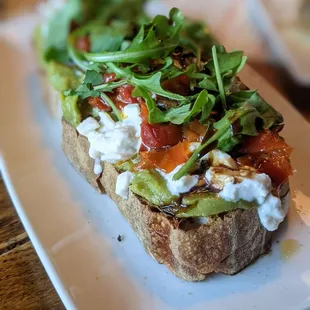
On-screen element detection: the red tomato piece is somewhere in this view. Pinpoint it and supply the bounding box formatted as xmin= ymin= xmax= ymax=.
xmin=183 ymin=120 xmax=208 ymax=142
xmin=141 ymin=123 xmax=183 ymax=150
xmin=75 ymin=36 xmax=90 ymax=52
xmin=259 ymin=153 xmax=293 ymax=186
xmin=103 ymin=73 xmax=117 ymax=83
xmin=240 ymin=130 xmax=292 ymax=155
xmin=88 ymin=97 xmax=111 ymax=112
xmin=162 ymin=75 xmax=190 ymax=96
xmin=140 ymin=102 xmax=149 ymax=123
xmin=139 ymin=141 xmax=190 ymax=173
xmin=238 ymin=130 xmax=293 ymax=185
xmin=117 ymin=85 xmax=139 ymax=104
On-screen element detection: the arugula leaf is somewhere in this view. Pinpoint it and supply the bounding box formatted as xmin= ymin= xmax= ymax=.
xmin=44 ymin=47 xmax=71 ymax=65
xmin=180 ymin=19 xmax=217 ymax=59
xmin=132 ymin=72 xmax=187 ymax=102
xmin=88 ymin=21 xmax=129 ymax=53
xmin=184 ymin=90 xmax=209 ymax=122
xmin=90 ymin=32 xmax=124 ymax=53
xmin=207 ymin=48 xmax=247 ymax=77
xmin=100 ymin=93 xmax=122 ymax=121
xmin=200 ymin=94 xmax=216 ymax=123
xmin=74 ymin=84 xmax=100 ymax=99
xmin=43 ymin=0 xmax=82 ymax=61
xmin=44 ymin=0 xmax=148 ymax=64
xmin=133 ymin=88 xmax=210 ymax=125
xmin=68 ymin=40 xmax=94 ymax=72
xmin=107 ymin=63 xmax=188 ymax=102
xmin=198 ymin=76 xmax=218 ymax=91
xmin=66 ymin=69 xmax=125 ymax=98
xmin=83 ymin=70 xmax=103 ymax=85
xmin=163 ymin=104 xmax=192 ymax=124
xmin=132 ymin=87 xmax=166 ymax=123
xmin=228 ymin=90 xmax=283 ymax=128
xmin=84 ymin=8 xmax=184 ymax=64
xmin=214 ymin=103 xmax=261 ymax=151
xmin=173 ymin=103 xmax=262 ymax=180
xmin=69 ymin=70 xmax=103 ymax=98
xmin=93 ymin=80 xmax=127 ymax=92
xmin=212 ymin=45 xmax=227 ymax=110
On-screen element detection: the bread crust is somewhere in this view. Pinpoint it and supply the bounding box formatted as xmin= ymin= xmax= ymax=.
xmin=62 ymin=120 xmax=275 ymax=281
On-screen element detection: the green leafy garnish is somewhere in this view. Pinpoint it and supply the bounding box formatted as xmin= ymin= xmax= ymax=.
xmin=207 ymin=49 xmax=247 ymax=77
xmin=38 ymin=1 xmax=286 ymax=196
xmin=84 ymin=8 xmax=184 ymax=64
xmin=43 ymin=0 xmax=82 ymax=63
xmin=228 ymin=90 xmax=283 ymax=128
xmin=66 ymin=69 xmax=126 ymax=98
xmin=212 ymin=45 xmax=227 ymax=110
xmin=106 ymin=62 xmax=187 ymax=102
xmin=133 ymin=88 xmax=211 ymax=125
xmin=173 ymin=103 xmax=263 ymax=180
xmin=41 ymin=0 xmax=148 ymax=64
xmin=100 ymin=93 xmax=122 ymax=121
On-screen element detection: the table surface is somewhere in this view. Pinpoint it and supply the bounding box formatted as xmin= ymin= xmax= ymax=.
xmin=1 ymin=1 xmax=310 ymax=309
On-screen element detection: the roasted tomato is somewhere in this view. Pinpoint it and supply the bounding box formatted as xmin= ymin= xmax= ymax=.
xmin=117 ymin=84 xmax=139 ymax=104
xmin=141 ymin=123 xmax=183 ymax=150
xmin=238 ymin=130 xmax=293 ymax=185
xmin=88 ymin=97 xmax=111 ymax=112
xmin=183 ymin=120 xmax=208 ymax=142
xmin=162 ymin=75 xmax=190 ymax=96
xmin=103 ymin=73 xmax=117 ymax=83
xmin=140 ymin=102 xmax=149 ymax=122
xmin=139 ymin=141 xmax=190 ymax=173
xmin=239 ymin=130 xmax=292 ymax=154
xmin=75 ymin=35 xmax=90 ymax=52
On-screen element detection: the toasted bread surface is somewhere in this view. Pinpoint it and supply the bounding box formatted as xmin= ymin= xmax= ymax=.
xmin=62 ymin=119 xmax=274 ymax=281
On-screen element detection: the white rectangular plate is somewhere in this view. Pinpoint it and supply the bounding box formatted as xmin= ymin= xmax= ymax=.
xmin=1 ymin=11 xmax=310 ymax=310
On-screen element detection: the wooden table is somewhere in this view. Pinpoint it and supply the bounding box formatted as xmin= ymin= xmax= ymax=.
xmin=0 ymin=176 xmax=64 ymax=309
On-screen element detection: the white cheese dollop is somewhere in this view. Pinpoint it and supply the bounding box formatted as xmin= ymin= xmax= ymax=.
xmin=257 ymin=193 xmax=288 ymax=232
xmin=76 ymin=104 xmax=142 ymax=174
xmin=206 ymin=166 xmax=287 ymax=231
xmin=158 ymin=165 xmax=199 ymax=196
xmin=76 ymin=117 xmax=100 ymax=136
xmin=93 ymin=158 xmax=103 ymax=175
xmin=217 ymin=172 xmax=272 ymax=205
xmin=115 ymin=171 xmax=134 ymax=200
xmin=201 ymin=149 xmax=238 ymax=170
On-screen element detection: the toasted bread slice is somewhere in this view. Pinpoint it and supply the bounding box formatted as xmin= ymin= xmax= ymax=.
xmin=62 ymin=119 xmax=277 ymax=281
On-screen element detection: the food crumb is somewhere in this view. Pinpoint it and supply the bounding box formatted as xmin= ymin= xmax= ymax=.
xmin=117 ymin=235 xmax=123 ymax=242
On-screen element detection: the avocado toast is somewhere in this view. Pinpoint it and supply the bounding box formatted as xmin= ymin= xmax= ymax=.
xmin=34 ymin=0 xmax=293 ymax=281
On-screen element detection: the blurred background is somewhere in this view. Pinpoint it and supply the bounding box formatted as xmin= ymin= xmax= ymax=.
xmin=1 ymin=0 xmax=310 ymax=121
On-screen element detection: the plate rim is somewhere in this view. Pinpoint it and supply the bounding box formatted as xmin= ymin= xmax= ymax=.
xmin=0 ymin=158 xmax=75 ymax=309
